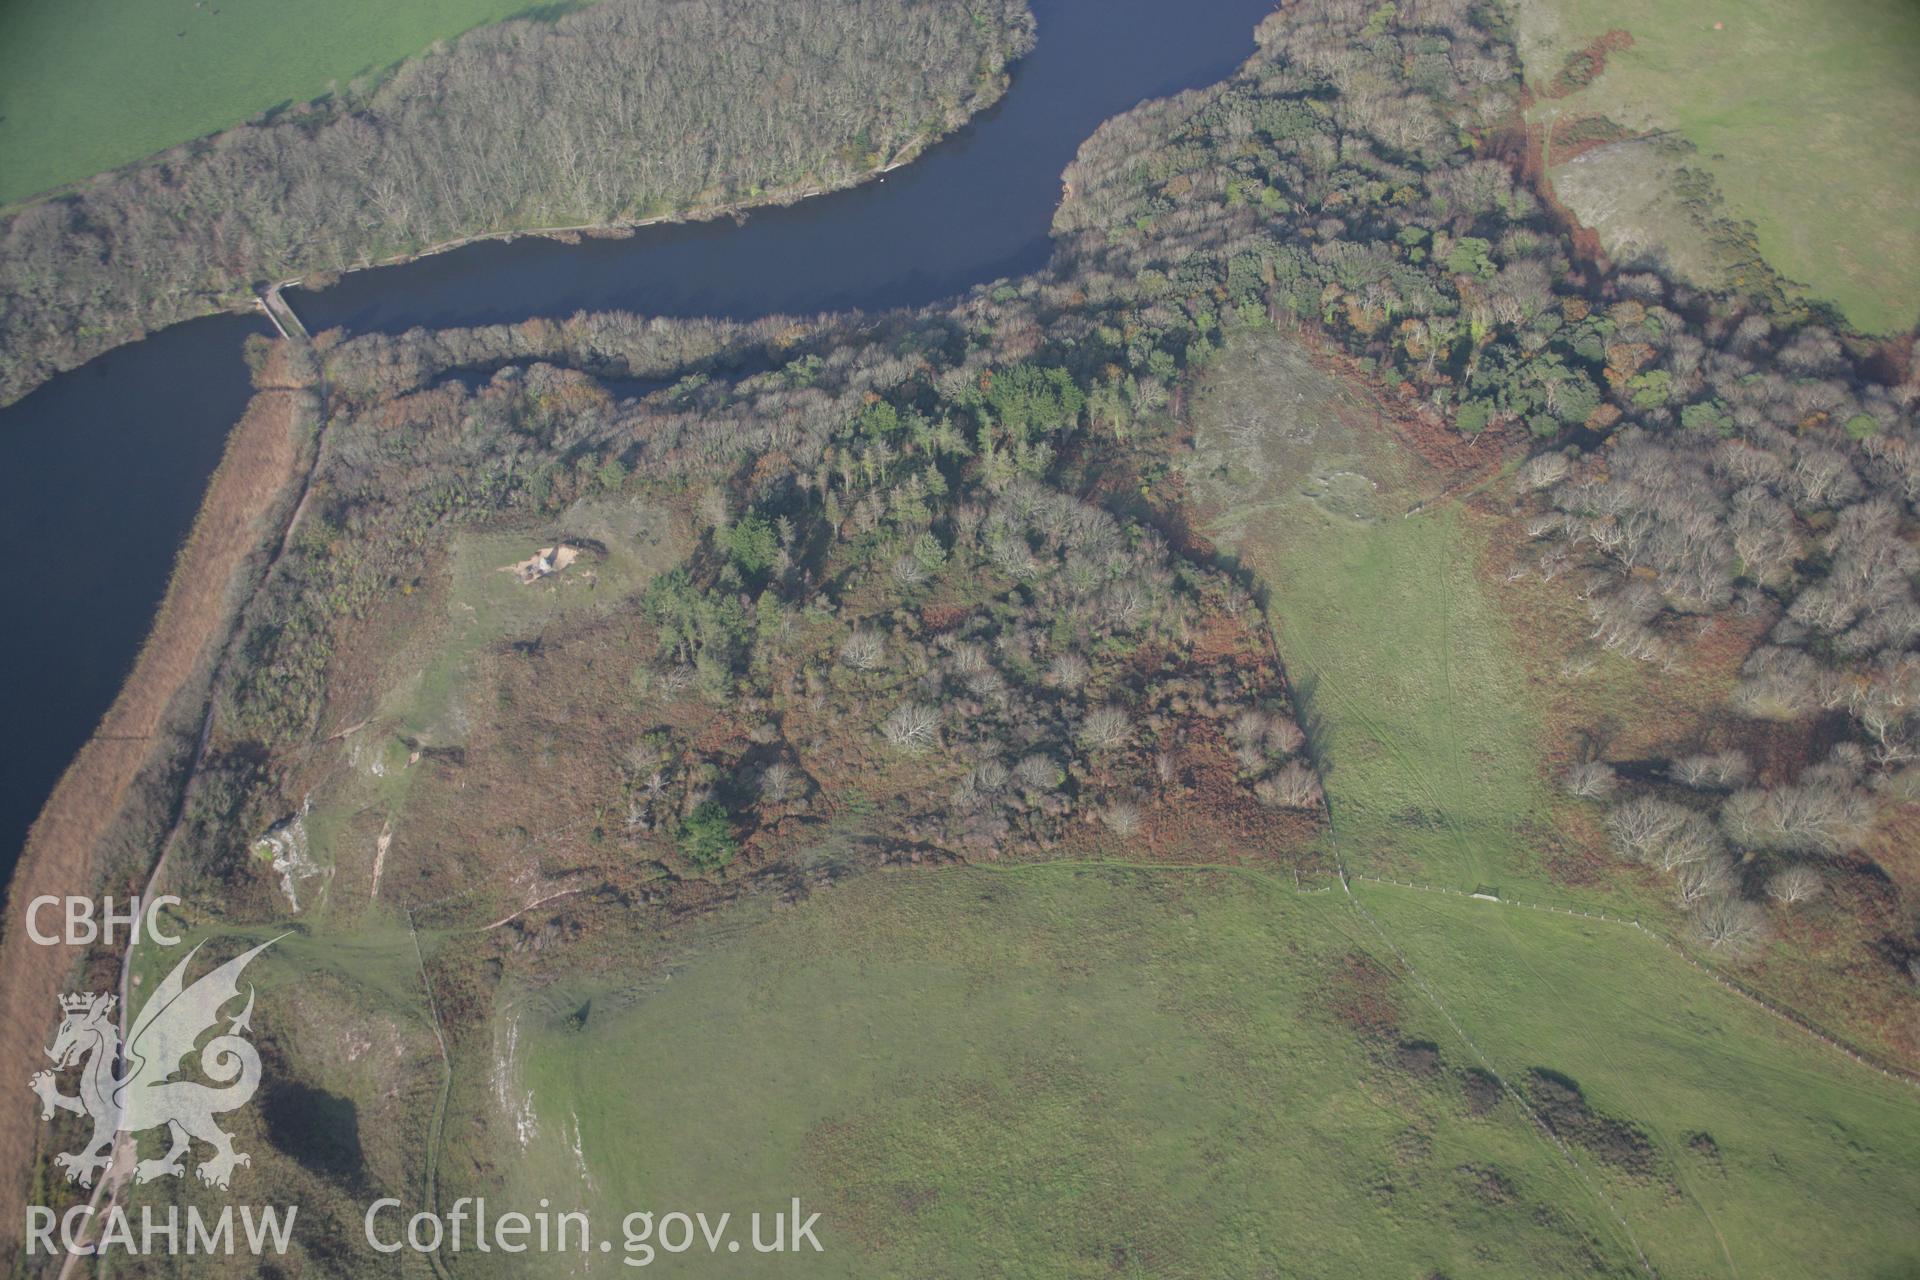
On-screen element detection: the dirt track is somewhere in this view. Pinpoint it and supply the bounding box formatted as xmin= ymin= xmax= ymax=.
xmin=0 ymin=350 xmax=313 ymax=1240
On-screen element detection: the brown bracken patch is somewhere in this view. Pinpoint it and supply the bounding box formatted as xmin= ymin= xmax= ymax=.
xmin=1321 ymin=950 xmax=1401 ymax=1042
xmin=1540 ymin=30 xmax=1635 ymax=100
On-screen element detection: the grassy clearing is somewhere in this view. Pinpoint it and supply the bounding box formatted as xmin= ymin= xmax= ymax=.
xmin=1183 ymin=329 xmax=1920 ymax=1273
xmin=1513 ymin=0 xmax=1920 ymax=334
xmin=253 ymin=493 xmax=684 ymax=927
xmin=1188 ymin=336 xmax=1560 ymax=895
xmin=457 ymin=866 xmax=1642 ymax=1279
xmin=0 ymin=0 xmax=555 ymax=205
xmin=383 ymin=494 xmax=682 ymax=746
xmin=1548 ymin=137 xmax=1735 ymax=293
xmin=1273 ymin=503 xmax=1543 ymax=888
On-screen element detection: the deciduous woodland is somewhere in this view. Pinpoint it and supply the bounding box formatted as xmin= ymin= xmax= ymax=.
xmin=0 ymin=0 xmax=1033 ymax=407
xmin=187 ymin=300 xmax=1326 ymax=924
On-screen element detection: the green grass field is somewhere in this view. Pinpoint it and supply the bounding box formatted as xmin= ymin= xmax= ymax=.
xmin=0 ymin=0 xmax=561 ymax=205
xmin=1266 ymin=500 xmax=1547 ymax=887
xmin=1187 ymin=337 xmax=1566 ymax=896
xmin=1513 ymin=0 xmax=1920 ymax=335
xmin=461 ymin=868 xmax=1642 ymax=1278
xmin=433 ymin=862 xmax=1920 ymax=1278
xmin=1361 ymin=884 xmax=1920 ymax=1279
xmin=384 ymin=495 xmax=683 ymax=746
xmin=1181 ymin=327 xmax=1920 ymax=1271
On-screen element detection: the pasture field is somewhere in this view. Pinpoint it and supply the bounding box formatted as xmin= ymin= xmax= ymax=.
xmin=1512 ymin=0 xmax=1920 ymax=335
xmin=0 ymin=0 xmax=556 ymax=205
xmin=1362 ymin=884 xmax=1920 ymax=1279
xmin=1174 ymin=329 xmax=1920 ymax=1271
xmin=1185 ymin=336 xmax=1570 ymax=898
xmin=437 ymin=862 xmax=1920 ymax=1278
xmin=458 ymin=866 xmax=1644 ymax=1279
xmin=1188 ymin=331 xmax=1920 ymax=1066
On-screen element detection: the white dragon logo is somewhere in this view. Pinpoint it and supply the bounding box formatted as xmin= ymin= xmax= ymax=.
xmin=29 ymin=937 xmax=279 ymax=1190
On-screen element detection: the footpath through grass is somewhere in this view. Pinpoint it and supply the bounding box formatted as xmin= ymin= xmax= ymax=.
xmin=1513 ymin=0 xmax=1920 ymax=335
xmin=0 ymin=0 xmax=555 ymax=205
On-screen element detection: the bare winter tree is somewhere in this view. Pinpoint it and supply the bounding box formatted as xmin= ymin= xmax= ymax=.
xmin=1655 ymin=811 xmax=1725 ymax=872
xmin=1766 ymin=863 xmax=1824 ymax=905
xmin=1690 ymin=894 xmax=1770 ymax=958
xmin=1265 ymin=716 xmax=1307 ymax=757
xmin=1563 ymin=760 xmax=1617 ymax=800
xmin=1606 ymin=796 xmax=1692 ymax=864
xmin=880 ymin=703 xmax=941 ymax=752
xmin=1671 ymin=751 xmax=1751 ymax=789
xmin=889 ymin=554 xmax=929 ymax=588
xmin=1014 ymin=754 xmax=1061 ymax=791
xmin=1519 ymin=452 xmax=1572 ymax=493
xmin=1674 ymin=855 xmax=1735 ymax=906
xmin=1231 ymin=709 xmax=1304 ymax=759
xmin=840 ymin=630 xmax=885 ymax=671
xmin=1101 ymin=802 xmax=1143 ymax=838
xmin=1721 ymin=781 xmax=1873 ymax=855
xmin=1078 ymin=706 xmax=1132 ymax=752
xmin=1046 ymin=653 xmax=1091 ymax=690
xmin=1255 ymin=762 xmax=1324 ymax=810
xmin=653 ymin=664 xmax=697 ymax=698
xmin=759 ymin=761 xmax=798 ymax=805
